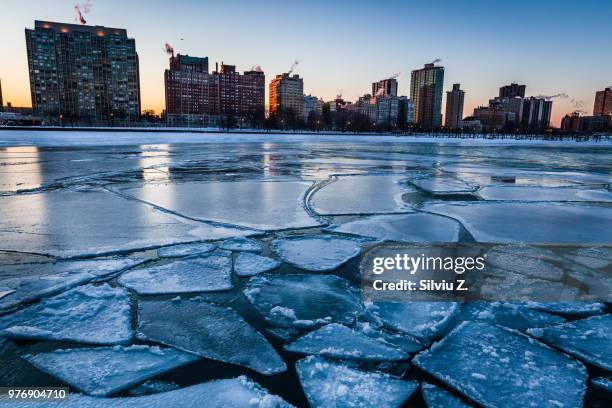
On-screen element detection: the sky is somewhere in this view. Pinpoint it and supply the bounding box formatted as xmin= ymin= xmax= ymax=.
xmin=1 ymin=0 xmax=611 ymax=127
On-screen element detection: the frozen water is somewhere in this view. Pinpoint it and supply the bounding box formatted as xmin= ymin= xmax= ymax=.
xmin=128 ymin=380 xmax=179 ymax=396
xmin=426 ymin=201 xmax=612 ymax=243
xmin=413 ymin=321 xmax=587 ymax=408
xmin=327 ymin=213 xmax=461 ymax=242
xmin=0 ymin=190 xmax=255 ymax=258
xmin=354 ymin=321 xmax=424 ymax=354
xmin=484 ymin=250 xmax=564 ymax=281
xmin=592 ymin=377 xmax=612 ymax=393
xmin=234 ymin=253 xmax=281 ymax=277
xmin=365 ymin=302 xmax=459 ymax=344
xmin=0 ymin=376 xmax=293 ymax=407
xmin=479 ymin=186 xmax=612 ymax=202
xmin=122 ymin=180 xmax=322 ymax=230
xmin=525 ymin=302 xmax=606 ymax=317
xmin=118 ymin=253 xmax=232 ymax=295
xmin=0 ymin=258 xmax=144 ymax=312
xmin=272 ymin=236 xmax=362 ymax=272
xmin=562 ymin=246 xmax=612 ymax=270
xmin=408 ymin=175 xmax=477 ymax=195
xmin=527 ymin=314 xmax=612 ymax=371
xmin=309 ymin=175 xmax=415 ymax=215
xmin=296 ymin=355 xmax=418 ymax=408
xmin=244 ymin=274 xmax=363 ymax=328
xmin=137 ymin=298 xmax=286 ymax=375
xmin=454 ymin=302 xmax=565 ymax=332
xmin=219 ymin=237 xmax=263 ymax=253
xmin=285 ymin=323 xmax=408 ymax=361
xmin=0 ymin=284 xmax=132 ymax=345
xmin=23 ymin=345 xmax=199 ymax=396
xmin=157 ymin=242 xmax=216 ymax=258
xmin=421 ymin=383 xmax=471 ymax=408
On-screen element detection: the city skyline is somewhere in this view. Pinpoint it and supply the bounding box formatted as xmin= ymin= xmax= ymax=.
xmin=1 ymin=0 xmax=612 ymax=127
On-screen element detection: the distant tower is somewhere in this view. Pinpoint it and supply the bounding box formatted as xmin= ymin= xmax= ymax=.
xmin=372 ymin=78 xmax=398 ymax=97
xmin=445 ymin=83 xmax=465 ymax=130
xmin=410 ymin=63 xmax=445 ymax=129
xmin=499 ymin=83 xmax=526 ymax=98
xmin=269 ymin=73 xmax=304 ymax=118
xmin=593 ymin=87 xmax=612 ymax=116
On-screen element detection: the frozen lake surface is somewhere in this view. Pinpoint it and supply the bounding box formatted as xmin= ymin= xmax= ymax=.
xmin=0 ymin=131 xmax=610 ymax=407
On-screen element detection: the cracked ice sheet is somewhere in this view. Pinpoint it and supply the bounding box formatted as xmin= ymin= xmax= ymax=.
xmin=0 ymin=258 xmax=144 ymax=312
xmin=219 ymin=237 xmax=263 ymax=253
xmin=272 ymin=236 xmax=362 ymax=272
xmin=234 ymin=253 xmax=281 ymax=277
xmin=122 ymin=180 xmax=322 ymax=231
xmin=326 ymin=213 xmax=461 ymax=242
xmin=478 ymin=186 xmax=612 ymax=202
xmin=23 ymin=345 xmax=199 ymax=397
xmin=425 ymin=201 xmax=612 ymax=243
xmin=525 ymin=302 xmax=607 ymax=317
xmin=451 ymin=302 xmax=565 ymax=332
xmin=527 ymin=314 xmax=612 ymax=371
xmin=421 ymin=383 xmax=472 ymax=408
xmin=0 ymin=190 xmax=255 ymax=258
xmin=309 ymin=175 xmax=415 ymax=215
xmin=408 ymin=176 xmax=478 ymax=195
xmin=118 ymin=253 xmax=232 ymax=295
xmin=413 ymin=321 xmax=587 ymax=408
xmin=157 ymin=242 xmax=216 ymax=258
xmin=365 ymin=302 xmax=459 ymax=344
xmin=296 ymin=356 xmax=418 ymax=408
xmin=0 ymin=376 xmax=293 ymax=408
xmin=0 ymin=284 xmax=132 ymax=345
xmin=285 ymin=323 xmax=408 ymax=361
xmin=244 ymin=274 xmax=363 ymax=328
xmin=137 ymin=298 xmax=286 ymax=375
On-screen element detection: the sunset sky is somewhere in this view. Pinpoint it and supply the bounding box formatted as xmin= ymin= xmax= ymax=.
xmin=1 ymin=0 xmax=611 ymax=126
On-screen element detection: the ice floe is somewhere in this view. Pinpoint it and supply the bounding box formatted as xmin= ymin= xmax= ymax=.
xmin=409 ymin=175 xmax=477 ymax=196
xmin=527 ymin=314 xmax=612 ymax=371
xmin=453 ymin=302 xmax=565 ymax=332
xmin=592 ymin=377 xmax=612 ymax=393
xmin=23 ymin=345 xmax=199 ymax=396
xmin=309 ymin=175 xmax=414 ymax=215
xmin=478 ymin=186 xmax=612 ymax=202
xmin=562 ymin=246 xmax=612 ymax=270
xmin=219 ymin=237 xmax=263 ymax=253
xmin=484 ymin=249 xmax=565 ymax=281
xmin=0 ymin=284 xmax=132 ymax=345
xmin=0 ymin=376 xmax=293 ymax=407
xmin=137 ymin=298 xmax=286 ymax=375
xmin=525 ymin=302 xmax=606 ymax=317
xmin=296 ymin=355 xmax=418 ymax=408
xmin=0 ymin=190 xmax=254 ymax=258
xmin=413 ymin=321 xmax=587 ymax=408
xmin=234 ymin=253 xmax=281 ymax=277
xmin=327 ymin=213 xmax=461 ymax=243
xmin=157 ymin=242 xmax=216 ymax=258
xmin=365 ymin=302 xmax=459 ymax=344
xmin=425 ymin=201 xmax=612 ymax=243
xmin=0 ymin=258 xmax=144 ymax=312
xmin=123 ymin=180 xmax=322 ymax=230
xmin=421 ymin=383 xmax=472 ymax=408
xmin=272 ymin=236 xmax=362 ymax=272
xmin=118 ymin=253 xmax=232 ymax=295
xmin=285 ymin=323 xmax=408 ymax=361
xmin=244 ymin=274 xmax=363 ymax=328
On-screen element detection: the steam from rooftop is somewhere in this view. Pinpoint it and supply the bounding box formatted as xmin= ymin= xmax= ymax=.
xmin=287 ymin=60 xmax=299 ymax=75
xmin=73 ymin=1 xmax=93 ymax=25
xmin=431 ymin=58 xmax=442 ymax=64
xmin=164 ymin=43 xmax=174 ymax=57
xmin=250 ymin=65 xmax=263 ymax=73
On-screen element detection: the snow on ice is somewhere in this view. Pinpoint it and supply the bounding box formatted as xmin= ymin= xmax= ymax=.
xmin=23 ymin=345 xmax=199 ymax=396
xmin=413 ymin=321 xmax=587 ymax=408
xmin=244 ymin=274 xmax=363 ymax=328
xmin=219 ymin=237 xmax=263 ymax=253
xmin=118 ymin=253 xmax=232 ymax=294
xmin=0 ymin=284 xmax=132 ymax=345
xmin=234 ymin=253 xmax=281 ymax=277
xmin=285 ymin=323 xmax=408 ymax=362
xmin=157 ymin=242 xmax=216 ymax=258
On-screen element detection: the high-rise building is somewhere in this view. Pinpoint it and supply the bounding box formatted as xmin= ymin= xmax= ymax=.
xmin=444 ymin=83 xmax=465 ymax=130
xmin=410 ymin=63 xmax=444 ymax=129
xmin=499 ymin=83 xmax=526 ymax=98
xmin=164 ymin=55 xmax=264 ymax=125
xmin=521 ymin=97 xmax=552 ymax=131
xmin=398 ymin=97 xmax=415 ymax=124
xmin=593 ymin=87 xmax=612 ymax=116
xmin=372 ymin=78 xmax=398 ymax=97
xmin=269 ymin=73 xmax=304 ymax=118
xmin=25 ymin=20 xmax=141 ymax=121
xmin=0 ymin=78 xmax=3 ymax=111
xmin=303 ymin=95 xmax=323 ymax=121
